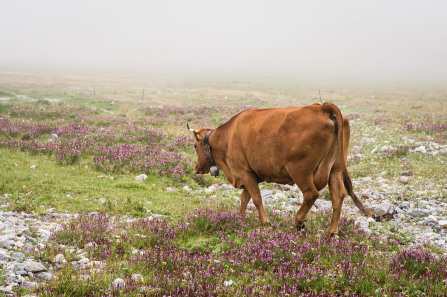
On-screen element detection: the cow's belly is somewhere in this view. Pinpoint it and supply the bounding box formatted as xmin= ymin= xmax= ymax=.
xmin=252 ymin=165 xmax=295 ymax=185
xmin=262 ymin=176 xmax=295 ymax=185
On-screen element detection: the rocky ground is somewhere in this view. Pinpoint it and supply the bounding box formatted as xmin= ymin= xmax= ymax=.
xmin=0 ymin=208 xmax=70 ymax=295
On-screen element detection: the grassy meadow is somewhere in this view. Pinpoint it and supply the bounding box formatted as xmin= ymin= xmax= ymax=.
xmin=0 ymin=72 xmax=446 ymax=296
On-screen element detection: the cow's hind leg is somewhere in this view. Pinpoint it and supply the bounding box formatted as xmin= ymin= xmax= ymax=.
xmin=239 ymin=189 xmax=251 ymax=216
xmin=327 ymin=170 xmax=346 ymax=238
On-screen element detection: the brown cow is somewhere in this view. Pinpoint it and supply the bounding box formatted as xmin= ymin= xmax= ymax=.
xmin=188 ymin=102 xmax=374 ymax=238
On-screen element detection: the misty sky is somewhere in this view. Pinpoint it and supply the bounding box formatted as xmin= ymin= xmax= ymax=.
xmin=1 ymin=0 xmax=447 ymax=82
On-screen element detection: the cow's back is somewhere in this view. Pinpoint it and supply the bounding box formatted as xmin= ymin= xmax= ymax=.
xmin=224 ymin=105 xmax=337 ymax=184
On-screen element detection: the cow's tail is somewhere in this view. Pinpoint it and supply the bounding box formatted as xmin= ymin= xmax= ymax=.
xmin=322 ymin=103 xmax=374 ymax=217
xmin=342 ymin=171 xmax=374 ymax=217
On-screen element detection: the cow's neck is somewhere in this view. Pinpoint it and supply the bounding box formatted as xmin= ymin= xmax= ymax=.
xmin=208 ymin=128 xmax=228 ymax=169
xmin=203 ymin=130 xmax=216 ymax=167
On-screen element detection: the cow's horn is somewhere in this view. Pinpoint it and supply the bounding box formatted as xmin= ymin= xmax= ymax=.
xmin=187 ymin=123 xmax=197 ymax=132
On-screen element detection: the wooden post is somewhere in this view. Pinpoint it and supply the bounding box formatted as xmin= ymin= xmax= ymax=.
xmin=142 ymin=89 xmax=144 ymax=101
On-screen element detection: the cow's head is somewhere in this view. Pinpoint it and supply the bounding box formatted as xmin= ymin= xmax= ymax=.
xmin=187 ymin=124 xmax=214 ymax=175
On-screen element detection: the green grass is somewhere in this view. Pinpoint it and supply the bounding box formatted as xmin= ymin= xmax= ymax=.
xmin=0 ymin=148 xmax=210 ymax=218
xmin=348 ymin=147 xmax=447 ymax=180
xmin=0 ymin=90 xmax=14 ymax=97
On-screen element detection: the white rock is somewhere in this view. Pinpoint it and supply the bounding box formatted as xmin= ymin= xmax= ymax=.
xmin=205 ymin=185 xmax=217 ymax=193
xmin=166 ymin=187 xmax=177 ymax=191
xmin=79 ymin=258 xmax=89 ymax=265
xmin=314 ymin=200 xmax=332 ymax=211
xmin=35 ymin=271 xmax=53 ymax=281
xmin=131 ymin=274 xmax=143 ymax=282
xmin=85 ymin=242 xmax=97 ymax=249
xmin=11 ymin=252 xmax=25 ymax=262
xmin=427 ymin=215 xmax=438 ymax=222
xmin=414 ymin=146 xmax=426 ymax=153
xmin=429 ymin=142 xmax=439 ymax=149
xmin=356 ymin=221 xmax=369 ymax=228
xmin=224 ymin=279 xmax=234 ymax=286
xmin=0 ymin=250 xmax=10 ymax=260
xmin=367 ymin=217 xmax=375 ymax=223
xmin=25 ymin=262 xmax=47 ymax=272
xmin=407 ymin=208 xmax=430 ymax=218
xmin=376 ymin=177 xmax=387 ymax=184
xmin=29 ymin=165 xmax=36 ymax=170
xmin=134 ymin=174 xmax=147 ymax=182
xmin=51 ymin=134 xmax=58 ymax=138
xmin=261 ymin=190 xmax=274 ymax=201
xmin=23 ymin=282 xmax=38 ymax=289
xmin=53 ymin=254 xmax=65 ymax=263
xmin=111 ymin=278 xmax=125 ymax=289
xmin=374 ymin=203 xmax=395 ymax=217
xmin=182 ymin=185 xmax=192 ymax=191
xmin=399 ymin=176 xmax=409 ymax=183
xmin=0 ymin=285 xmax=14 ymax=294
xmin=290 ymin=185 xmax=299 ymax=192
xmin=361 ymin=228 xmax=372 ymax=234
xmin=274 ymin=192 xmax=287 ymax=200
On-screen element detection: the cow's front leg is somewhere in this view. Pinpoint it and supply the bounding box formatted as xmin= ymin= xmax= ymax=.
xmin=239 ymin=189 xmax=251 ymax=216
xmin=293 ymin=182 xmax=319 ymax=232
xmin=243 ymin=176 xmax=270 ymax=225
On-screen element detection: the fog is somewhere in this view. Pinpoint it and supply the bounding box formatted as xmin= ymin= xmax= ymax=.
xmin=1 ymin=0 xmax=447 ymax=82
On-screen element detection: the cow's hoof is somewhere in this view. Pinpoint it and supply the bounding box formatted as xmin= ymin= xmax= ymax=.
xmin=296 ymin=225 xmax=305 ymax=232
xmin=262 ymin=221 xmax=271 ymax=227
xmin=296 ymin=220 xmax=306 ymax=232
xmin=328 ymin=232 xmax=339 ymax=239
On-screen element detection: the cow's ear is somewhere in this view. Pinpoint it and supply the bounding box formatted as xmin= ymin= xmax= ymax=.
xmin=193 ymin=131 xmax=201 ymax=141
